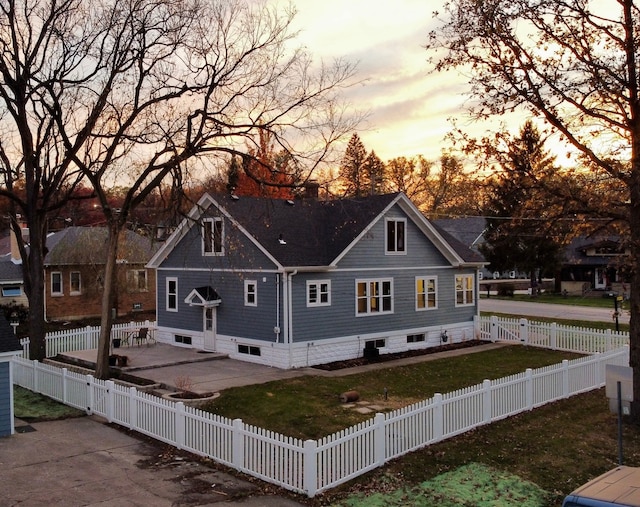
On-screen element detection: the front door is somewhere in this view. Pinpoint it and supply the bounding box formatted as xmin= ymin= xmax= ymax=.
xmin=203 ymin=307 xmax=216 ymax=352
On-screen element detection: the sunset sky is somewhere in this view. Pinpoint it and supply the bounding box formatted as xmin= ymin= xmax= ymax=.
xmin=289 ymin=1 xmax=480 ymax=163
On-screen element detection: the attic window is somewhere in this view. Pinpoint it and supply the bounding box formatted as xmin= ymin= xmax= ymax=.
xmin=385 ymin=218 xmax=406 ymax=254
xmin=203 ymin=217 xmax=224 ymax=256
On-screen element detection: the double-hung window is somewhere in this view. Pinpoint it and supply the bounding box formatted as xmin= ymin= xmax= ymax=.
xmin=245 ymin=280 xmax=257 ymax=306
xmin=307 ymin=280 xmax=331 ymax=307
xmin=416 ymin=276 xmax=437 ymax=310
xmin=203 ymin=217 xmax=224 ymax=255
xmin=385 ymin=218 xmax=406 ymax=254
xmin=356 ymin=279 xmax=393 ymax=315
xmin=455 ymin=274 xmax=475 ymax=306
xmin=167 ymin=277 xmax=178 ymax=312
xmin=51 ymin=272 xmax=63 ymax=296
xmin=70 ymin=271 xmax=81 ymax=295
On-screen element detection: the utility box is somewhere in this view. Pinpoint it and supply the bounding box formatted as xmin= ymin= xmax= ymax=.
xmin=605 ymin=364 xmax=633 ymax=415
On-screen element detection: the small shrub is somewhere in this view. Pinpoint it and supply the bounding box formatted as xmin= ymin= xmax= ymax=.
xmin=497 ymin=284 xmax=515 ymax=297
xmin=174 ymin=375 xmax=194 ymax=392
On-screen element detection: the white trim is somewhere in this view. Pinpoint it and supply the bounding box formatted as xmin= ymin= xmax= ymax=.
xmin=166 ymin=277 xmax=178 ymax=312
xmin=244 ymin=280 xmax=257 ymax=307
xmin=202 ymin=217 xmax=224 ymax=256
xmin=355 ymin=278 xmax=394 ymax=316
xmin=306 ymin=280 xmax=331 ymax=307
xmin=384 ymin=217 xmax=407 ymax=255
xmin=455 ymin=273 xmax=475 ymax=307
xmin=415 ymin=275 xmax=438 ymax=311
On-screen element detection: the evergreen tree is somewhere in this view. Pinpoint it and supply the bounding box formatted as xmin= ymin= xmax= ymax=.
xmin=339 ymin=133 xmax=368 ymax=197
xmin=363 ymin=150 xmax=386 ymax=195
xmin=480 ymin=121 xmax=564 ymax=287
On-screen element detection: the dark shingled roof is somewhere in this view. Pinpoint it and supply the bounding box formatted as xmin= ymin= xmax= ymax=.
xmin=45 ymin=227 xmax=157 ymax=265
xmin=213 ymin=193 xmax=400 ymax=266
xmin=0 ymin=313 xmax=21 ymax=354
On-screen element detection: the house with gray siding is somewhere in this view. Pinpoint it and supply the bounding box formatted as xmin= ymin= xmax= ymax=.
xmin=0 ymin=313 xmax=22 ymax=437
xmin=147 ymin=192 xmax=485 ymax=369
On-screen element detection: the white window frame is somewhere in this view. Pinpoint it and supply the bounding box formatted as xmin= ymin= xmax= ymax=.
xmin=385 ymin=218 xmax=406 ymax=254
xmin=202 ymin=217 xmax=224 ymax=256
xmin=455 ymin=274 xmax=475 ymax=307
xmin=306 ymin=280 xmax=331 ymax=307
xmin=70 ymin=271 xmax=81 ymax=296
xmin=166 ymin=277 xmax=178 ymax=312
xmin=51 ymin=272 xmax=63 ymax=296
xmin=244 ymin=280 xmax=257 ymax=307
xmin=2 ymin=286 xmax=21 ymax=297
xmin=416 ymin=276 xmax=437 ymax=311
xmin=356 ymin=278 xmax=393 ymax=316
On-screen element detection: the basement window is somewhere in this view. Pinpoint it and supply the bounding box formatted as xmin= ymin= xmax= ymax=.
xmin=174 ymin=334 xmax=192 ymax=345
xmin=238 ymin=344 xmax=261 ymax=356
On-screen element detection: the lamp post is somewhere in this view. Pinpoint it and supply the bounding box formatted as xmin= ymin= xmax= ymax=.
xmin=10 ymin=312 xmax=19 ymax=335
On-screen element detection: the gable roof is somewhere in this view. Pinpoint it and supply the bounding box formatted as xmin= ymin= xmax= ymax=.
xmin=0 ymin=313 xmax=21 ymax=354
xmin=149 ymin=192 xmax=485 ymax=270
xmin=45 ymin=227 xmax=157 ymax=266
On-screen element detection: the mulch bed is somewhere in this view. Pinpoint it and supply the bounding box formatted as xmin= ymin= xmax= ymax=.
xmin=313 ymin=340 xmax=492 ymax=371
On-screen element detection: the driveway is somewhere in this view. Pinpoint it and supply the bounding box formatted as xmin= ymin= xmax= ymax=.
xmin=2 ymin=416 xmax=309 ymax=506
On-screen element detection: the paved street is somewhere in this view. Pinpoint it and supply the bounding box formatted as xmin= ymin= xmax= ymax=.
xmin=479 ymin=297 xmax=629 ymax=325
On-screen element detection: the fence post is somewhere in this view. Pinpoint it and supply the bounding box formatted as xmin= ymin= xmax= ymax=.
xmin=526 ymin=368 xmax=534 ymax=410
xmin=550 ymin=323 xmax=557 ymax=350
xmin=433 ymin=393 xmax=443 ymax=442
xmin=62 ymin=368 xmax=68 ymax=404
xmin=232 ymin=419 xmax=245 ymax=470
xmin=105 ymin=380 xmax=115 ymax=422
xmin=520 ymin=319 xmax=529 ymax=345
xmin=374 ymin=413 xmax=386 ymax=466
xmin=605 ymin=329 xmax=612 ymax=352
xmin=86 ymin=374 xmax=94 ymax=414
xmin=483 ymin=379 xmax=492 ymax=424
xmin=303 ymin=439 xmax=318 ymax=498
xmin=128 ymin=387 xmax=137 ymax=430
xmin=490 ymin=316 xmax=498 ymax=342
xmin=175 ymin=402 xmax=186 ymax=450
xmin=562 ymin=360 xmax=570 ymax=398
xmin=33 ymin=360 xmax=39 ymax=393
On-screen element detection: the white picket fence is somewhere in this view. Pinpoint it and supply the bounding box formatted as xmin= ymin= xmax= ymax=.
xmin=12 ymin=344 xmax=629 ymax=497
xmin=476 ymin=315 xmax=629 ymax=353
xmin=19 ymin=320 xmax=156 ymax=359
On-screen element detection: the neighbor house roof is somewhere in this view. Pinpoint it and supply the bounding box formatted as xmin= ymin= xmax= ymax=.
xmin=562 ymin=235 xmax=628 ymax=266
xmin=148 ymin=192 xmax=486 ymax=269
xmin=433 ymin=217 xmax=487 ymax=254
xmin=44 ymin=227 xmax=157 ymax=266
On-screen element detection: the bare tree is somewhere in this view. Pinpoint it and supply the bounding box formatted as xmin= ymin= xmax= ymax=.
xmin=0 ymin=0 xmax=360 ymax=377
xmin=427 ymin=0 xmax=640 ymax=419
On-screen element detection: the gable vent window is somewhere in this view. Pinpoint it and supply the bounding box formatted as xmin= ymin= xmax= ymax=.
xmin=386 ymin=218 xmax=406 ymax=254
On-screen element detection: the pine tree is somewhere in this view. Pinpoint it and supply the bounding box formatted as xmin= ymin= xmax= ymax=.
xmin=339 ymin=133 xmax=368 ymax=197
xmin=363 ymin=150 xmax=386 ymax=195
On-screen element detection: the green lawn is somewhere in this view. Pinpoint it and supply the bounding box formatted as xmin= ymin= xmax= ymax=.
xmin=202 ymin=346 xmax=582 ymax=440
xmin=13 ymin=386 xmax=85 ymax=421
xmin=483 ymin=292 xmax=628 ymax=309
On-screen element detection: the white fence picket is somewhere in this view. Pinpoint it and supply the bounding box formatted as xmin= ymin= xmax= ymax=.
xmin=11 ymin=316 xmax=631 ymax=498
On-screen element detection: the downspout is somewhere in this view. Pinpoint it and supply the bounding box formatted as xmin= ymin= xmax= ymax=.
xmin=275 ymin=273 xmax=280 ymax=343
xmin=287 ymin=269 xmax=297 ymax=368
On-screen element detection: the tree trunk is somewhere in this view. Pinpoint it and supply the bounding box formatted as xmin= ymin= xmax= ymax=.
xmin=94 ymin=222 xmax=121 ymax=379
xmin=23 ymin=214 xmax=47 ymax=360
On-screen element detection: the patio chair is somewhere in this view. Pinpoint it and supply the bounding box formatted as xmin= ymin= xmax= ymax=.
xmin=128 ymin=327 xmax=150 ymax=347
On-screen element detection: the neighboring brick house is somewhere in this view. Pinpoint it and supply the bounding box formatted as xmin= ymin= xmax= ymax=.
xmin=44 ymin=227 xmax=157 ymax=321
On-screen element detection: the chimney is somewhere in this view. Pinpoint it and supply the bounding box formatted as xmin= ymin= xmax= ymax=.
xmin=303 ymin=180 xmax=320 ymax=199
xmin=10 ymin=220 xmax=29 ymax=263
